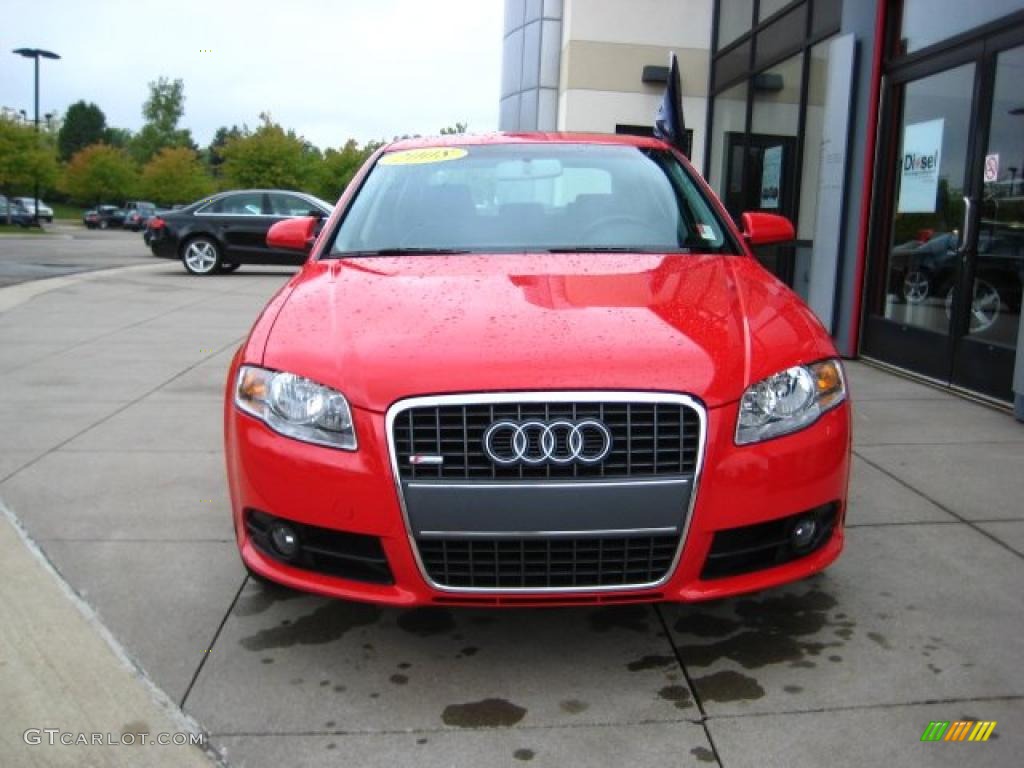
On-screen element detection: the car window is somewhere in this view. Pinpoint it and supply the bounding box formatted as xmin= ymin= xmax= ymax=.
xmin=329 ymin=144 xmax=735 ymax=255
xmin=205 ymin=193 xmax=265 ymax=215
xmin=268 ymin=193 xmax=317 ymax=216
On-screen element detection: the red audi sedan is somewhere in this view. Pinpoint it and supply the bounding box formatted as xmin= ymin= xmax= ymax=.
xmin=225 ymin=133 xmax=851 ymax=607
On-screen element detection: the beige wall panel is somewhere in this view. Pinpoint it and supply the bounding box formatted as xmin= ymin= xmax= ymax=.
xmin=562 ymin=0 xmax=712 ymax=48
xmin=562 ymin=41 xmax=709 ymax=97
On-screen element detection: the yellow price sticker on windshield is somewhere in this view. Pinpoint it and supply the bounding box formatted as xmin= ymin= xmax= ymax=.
xmin=379 ymin=147 xmax=468 ymax=166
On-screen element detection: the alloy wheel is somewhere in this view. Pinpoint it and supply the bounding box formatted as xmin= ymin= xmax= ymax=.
xmin=182 ymin=238 xmax=221 ymax=275
xmin=902 ymin=271 xmax=930 ymax=304
xmin=945 ymin=279 xmax=1001 ymax=334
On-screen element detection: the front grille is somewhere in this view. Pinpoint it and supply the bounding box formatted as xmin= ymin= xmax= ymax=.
xmin=393 ymin=401 xmax=700 ymax=480
xmin=417 ymin=535 xmax=679 ymax=589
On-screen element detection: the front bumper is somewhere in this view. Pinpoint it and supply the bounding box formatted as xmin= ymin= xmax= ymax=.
xmin=225 ymin=370 xmax=850 ymax=606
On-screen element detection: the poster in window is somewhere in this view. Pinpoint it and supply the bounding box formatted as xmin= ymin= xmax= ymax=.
xmin=897 ymin=118 xmax=944 ymax=213
xmin=760 ymin=145 xmax=782 ymax=209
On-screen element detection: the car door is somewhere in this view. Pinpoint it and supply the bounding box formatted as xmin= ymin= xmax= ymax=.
xmin=200 ymin=192 xmax=273 ymax=262
xmin=264 ymin=192 xmax=325 ymax=265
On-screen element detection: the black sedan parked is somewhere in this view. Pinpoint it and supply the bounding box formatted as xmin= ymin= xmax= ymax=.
xmin=146 ymin=189 xmax=333 ymax=275
xmin=83 ymin=205 xmax=127 ymax=229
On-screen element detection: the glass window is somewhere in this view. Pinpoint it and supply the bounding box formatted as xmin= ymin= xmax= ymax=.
xmin=759 ymin=0 xmax=792 ymax=22
xmin=206 ymin=193 xmax=264 ymax=215
xmin=879 ymin=64 xmax=974 ymax=332
xmin=899 ymin=0 xmax=1022 ymax=55
xmin=811 ymin=0 xmax=842 ymax=38
xmin=708 ymin=80 xmax=749 ymax=213
xmin=755 ymin=4 xmax=808 ymax=68
xmin=330 ymin=144 xmax=736 ymax=254
xmin=974 ymin=45 xmax=1024 ymax=347
xmin=717 ymin=0 xmax=754 ymax=49
xmin=268 ymin=193 xmax=316 ymax=216
xmin=713 ymin=40 xmax=751 ymax=90
xmin=750 ymin=53 xmax=803 ymax=215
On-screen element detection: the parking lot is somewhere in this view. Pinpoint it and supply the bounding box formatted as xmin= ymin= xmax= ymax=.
xmin=0 ymin=224 xmax=147 ymax=288
xmin=1 ymin=233 xmax=1022 ymax=767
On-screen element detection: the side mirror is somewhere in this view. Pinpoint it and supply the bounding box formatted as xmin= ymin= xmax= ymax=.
xmin=740 ymin=212 xmax=795 ymax=247
xmin=267 ymin=216 xmax=318 ymax=252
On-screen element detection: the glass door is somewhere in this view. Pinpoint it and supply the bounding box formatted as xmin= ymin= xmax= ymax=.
xmin=864 ymin=25 xmax=1024 ymax=402
xmin=950 ymin=43 xmax=1024 ymax=399
xmin=863 ymin=60 xmax=978 ymax=381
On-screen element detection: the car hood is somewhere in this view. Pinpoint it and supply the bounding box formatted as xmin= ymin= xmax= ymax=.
xmin=261 ymin=253 xmax=836 ymax=412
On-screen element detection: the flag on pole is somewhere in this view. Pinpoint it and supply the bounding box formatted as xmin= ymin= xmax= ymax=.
xmin=653 ymin=52 xmax=687 ymax=154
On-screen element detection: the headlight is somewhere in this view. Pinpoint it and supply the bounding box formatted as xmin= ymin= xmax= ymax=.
xmin=234 ymin=366 xmax=357 ymax=450
xmin=736 ymin=359 xmax=846 ymax=445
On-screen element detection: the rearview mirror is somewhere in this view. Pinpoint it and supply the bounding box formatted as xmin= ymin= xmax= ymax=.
xmin=267 ymin=216 xmax=318 ymax=252
xmin=740 ymin=212 xmax=795 ymax=247
xmin=496 ymin=158 xmax=563 ymax=180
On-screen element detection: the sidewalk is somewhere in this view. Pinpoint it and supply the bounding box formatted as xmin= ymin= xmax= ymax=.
xmin=0 ymin=262 xmax=1021 ymax=767
xmin=0 ymin=502 xmax=218 ymax=767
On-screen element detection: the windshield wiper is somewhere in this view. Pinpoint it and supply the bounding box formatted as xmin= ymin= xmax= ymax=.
xmin=546 ymin=246 xmax=692 ymax=253
xmin=342 ymin=247 xmax=472 ymax=256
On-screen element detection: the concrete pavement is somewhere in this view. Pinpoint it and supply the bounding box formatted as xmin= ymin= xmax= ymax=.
xmin=0 ymin=223 xmax=148 ymax=287
xmin=0 ymin=254 xmax=1021 ymax=767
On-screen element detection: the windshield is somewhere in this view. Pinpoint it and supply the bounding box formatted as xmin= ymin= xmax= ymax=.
xmin=328 ymin=143 xmax=736 ymax=255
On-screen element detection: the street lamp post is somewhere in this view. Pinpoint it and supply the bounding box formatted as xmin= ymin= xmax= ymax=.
xmin=12 ymin=47 xmax=60 ymax=227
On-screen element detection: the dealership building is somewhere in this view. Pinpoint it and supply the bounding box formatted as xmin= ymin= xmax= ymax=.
xmin=500 ymin=0 xmax=1024 ymax=411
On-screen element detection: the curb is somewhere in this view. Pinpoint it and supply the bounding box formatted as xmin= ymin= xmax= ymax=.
xmin=0 ymin=498 xmax=229 ymax=767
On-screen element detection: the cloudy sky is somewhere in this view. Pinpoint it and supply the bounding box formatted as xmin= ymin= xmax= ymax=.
xmin=0 ymin=0 xmax=503 ymax=150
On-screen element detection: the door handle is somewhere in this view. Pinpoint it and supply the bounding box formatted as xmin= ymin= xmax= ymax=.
xmin=957 ymin=196 xmax=972 ymax=257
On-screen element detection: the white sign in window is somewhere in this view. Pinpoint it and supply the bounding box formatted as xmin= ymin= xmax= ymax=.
xmin=897 ymin=118 xmax=944 ymax=213
xmin=760 ymin=145 xmax=782 ymax=209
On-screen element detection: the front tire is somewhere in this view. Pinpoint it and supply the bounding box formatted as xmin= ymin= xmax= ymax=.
xmin=182 ymin=236 xmax=222 ymax=275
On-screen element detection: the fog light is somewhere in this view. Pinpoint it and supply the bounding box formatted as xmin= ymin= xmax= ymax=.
xmin=791 ymin=517 xmax=817 ymax=551
xmin=270 ymin=523 xmax=300 ymax=559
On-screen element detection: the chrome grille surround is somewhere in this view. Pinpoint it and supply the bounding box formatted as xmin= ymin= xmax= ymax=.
xmin=385 ymin=392 xmax=707 ymax=594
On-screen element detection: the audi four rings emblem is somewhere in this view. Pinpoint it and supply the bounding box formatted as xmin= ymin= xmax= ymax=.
xmin=482 ymin=419 xmax=613 ymax=465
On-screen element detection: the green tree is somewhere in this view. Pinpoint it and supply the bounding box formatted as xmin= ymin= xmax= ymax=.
xmin=129 ymin=77 xmax=195 ymax=164
xmin=314 ymin=139 xmax=377 ymax=202
xmin=143 ymin=76 xmax=185 ymax=130
xmin=57 ymin=101 xmax=108 ymax=161
xmin=220 ymin=113 xmax=320 ymax=190
xmin=0 ymin=117 xmax=59 ymax=221
xmin=61 ymin=144 xmax=138 ymax=205
xmin=206 ymin=124 xmax=243 ymax=178
xmin=439 ymin=122 xmax=468 ymax=135
xmin=139 ymin=147 xmax=213 ymax=206
xmin=104 ymin=127 xmax=133 ymax=149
